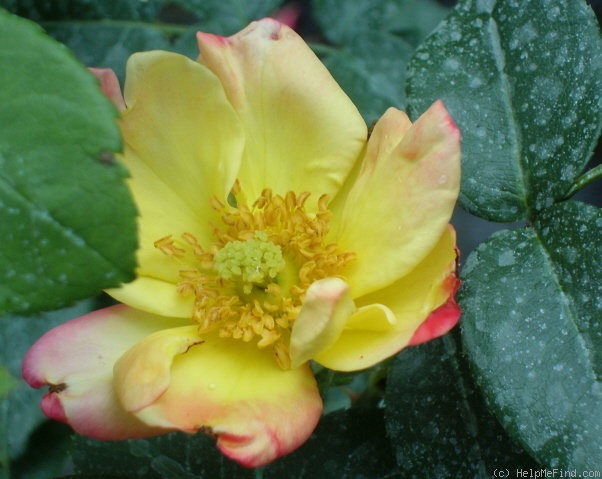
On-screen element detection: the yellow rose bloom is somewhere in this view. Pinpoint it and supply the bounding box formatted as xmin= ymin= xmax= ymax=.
xmin=23 ymin=18 xmax=461 ymax=468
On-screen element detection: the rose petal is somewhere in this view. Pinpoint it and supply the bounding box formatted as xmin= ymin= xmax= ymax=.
xmin=315 ymin=226 xmax=459 ymax=371
xmin=22 ymin=305 xmax=188 ymax=439
xmin=89 ymin=67 xmax=125 ymax=111
xmin=112 ymin=51 xmax=245 ymax=312
xmin=107 ymin=276 xmax=193 ymax=319
xmin=114 ymin=327 xmax=322 ymax=467
xmin=196 ymin=18 xmax=367 ymax=206
xmin=289 ymin=278 xmax=356 ymax=368
xmin=113 ymin=325 xmax=203 ymax=411
xmin=313 ymin=304 xmax=398 ymax=371
xmin=332 ymin=102 xmax=461 ymax=297
xmin=408 ymin=276 xmax=460 ymax=346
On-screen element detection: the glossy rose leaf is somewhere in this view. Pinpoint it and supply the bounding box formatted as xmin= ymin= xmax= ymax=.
xmin=174 ymin=0 xmax=283 ymax=34
xmin=461 ymin=201 xmax=602 ymax=469
xmin=45 ymin=23 xmax=172 ymax=81
xmin=322 ymin=31 xmax=413 ymax=123
xmin=264 ymin=408 xmax=398 ymax=479
xmin=0 ymin=10 xmax=137 ymax=314
xmin=72 ymin=418 xmax=393 ymax=479
xmin=71 ymin=432 xmax=254 ymax=479
xmin=312 ymin=0 xmax=449 ymax=46
xmin=8 ymin=422 xmax=73 ymax=479
xmin=4 ymin=0 xmax=182 ymax=80
xmin=9 ymin=0 xmax=285 ymax=69
xmin=385 ymin=334 xmax=537 ymax=477
xmin=313 ymin=0 xmax=449 ymax=123
xmin=3 ymin=0 xmax=164 ymax=21
xmin=406 ymin=0 xmax=602 ymax=221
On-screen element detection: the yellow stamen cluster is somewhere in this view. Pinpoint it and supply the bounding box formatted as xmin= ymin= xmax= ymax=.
xmin=154 ymin=184 xmax=355 ymax=368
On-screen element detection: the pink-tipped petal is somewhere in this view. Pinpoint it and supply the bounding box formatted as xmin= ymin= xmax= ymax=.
xmin=315 ymin=227 xmax=459 ymax=371
xmin=89 ymin=67 xmax=126 ymax=111
xmin=408 ymin=277 xmax=461 ymax=346
xmin=114 ymin=328 xmax=322 ymax=467
xmin=22 ymin=305 xmax=188 ymax=439
xmin=332 ymin=102 xmax=461 ymax=297
xmin=196 ymin=18 xmax=367 ymax=206
xmin=40 ymin=391 xmax=68 ymax=422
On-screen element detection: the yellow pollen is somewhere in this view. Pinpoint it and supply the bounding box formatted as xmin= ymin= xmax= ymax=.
xmin=155 ymin=184 xmax=356 ymax=369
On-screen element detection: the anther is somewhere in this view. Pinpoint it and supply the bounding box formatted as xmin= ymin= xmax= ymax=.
xmin=154 ymin=186 xmax=356 ymax=369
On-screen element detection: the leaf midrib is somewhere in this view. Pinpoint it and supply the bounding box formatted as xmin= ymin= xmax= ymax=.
xmin=486 ymin=4 xmax=530 ymax=217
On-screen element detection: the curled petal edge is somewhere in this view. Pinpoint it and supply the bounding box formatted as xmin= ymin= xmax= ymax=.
xmin=116 ymin=327 xmax=323 ymax=468
xmin=289 ymin=278 xmax=356 ymax=369
xmin=408 ymin=275 xmax=461 ymax=346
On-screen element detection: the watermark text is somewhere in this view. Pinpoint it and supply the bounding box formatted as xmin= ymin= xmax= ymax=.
xmin=493 ymin=469 xmax=601 ymax=478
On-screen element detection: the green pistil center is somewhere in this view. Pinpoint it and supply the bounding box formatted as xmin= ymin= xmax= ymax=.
xmin=214 ymin=232 xmax=285 ymax=293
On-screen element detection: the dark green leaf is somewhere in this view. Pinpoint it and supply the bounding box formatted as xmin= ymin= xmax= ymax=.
xmin=174 ymin=0 xmax=283 ymax=35
xmin=264 ymin=408 xmax=399 ymax=479
xmin=77 ymin=416 xmax=394 ymax=479
xmin=461 ymin=201 xmax=602 ymax=469
xmin=0 ymin=366 xmax=15 ymax=399
xmin=1 ymin=0 xmax=165 ymax=21
xmin=45 ymin=23 xmax=173 ymax=81
xmin=0 ymin=10 xmax=137 ymax=314
xmin=72 ymin=432 xmax=253 ymax=479
xmin=170 ymin=27 xmax=205 ymax=60
xmin=406 ymin=0 xmax=602 ymax=221
xmin=312 ymin=0 xmax=449 ymax=46
xmin=323 ymin=31 xmax=413 ymax=123
xmin=56 ymin=476 xmax=125 ymax=479
xmin=11 ymin=421 xmax=73 ymax=479
xmin=385 ymin=333 xmax=537 ymax=478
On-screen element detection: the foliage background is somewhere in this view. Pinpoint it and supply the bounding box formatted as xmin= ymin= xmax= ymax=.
xmin=0 ymin=0 xmax=601 ymax=478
